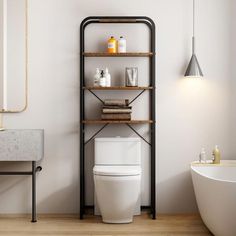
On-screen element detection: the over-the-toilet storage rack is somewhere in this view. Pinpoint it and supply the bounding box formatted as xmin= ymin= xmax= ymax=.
xmin=80 ymin=16 xmax=156 ymax=219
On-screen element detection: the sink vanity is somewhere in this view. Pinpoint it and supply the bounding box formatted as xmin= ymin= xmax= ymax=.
xmin=0 ymin=129 xmax=44 ymax=222
xmin=0 ymin=0 xmax=44 ymax=223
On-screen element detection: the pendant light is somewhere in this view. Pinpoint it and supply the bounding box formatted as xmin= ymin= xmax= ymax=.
xmin=185 ymin=0 xmax=203 ymax=78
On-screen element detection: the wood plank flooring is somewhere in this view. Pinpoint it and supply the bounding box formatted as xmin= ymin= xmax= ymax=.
xmin=0 ymin=213 xmax=212 ymax=236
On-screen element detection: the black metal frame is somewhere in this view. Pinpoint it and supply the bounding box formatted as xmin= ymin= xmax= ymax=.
xmin=0 ymin=161 xmax=42 ymax=222
xmin=80 ymin=16 xmax=156 ymax=219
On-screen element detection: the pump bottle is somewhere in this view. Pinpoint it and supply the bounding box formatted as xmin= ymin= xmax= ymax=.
xmin=212 ymin=145 xmax=221 ymax=164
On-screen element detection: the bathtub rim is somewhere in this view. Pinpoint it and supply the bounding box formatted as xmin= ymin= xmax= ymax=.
xmin=191 ymin=160 xmax=236 ymax=183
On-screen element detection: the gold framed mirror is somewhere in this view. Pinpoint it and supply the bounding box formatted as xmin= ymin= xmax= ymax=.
xmin=0 ymin=0 xmax=28 ymax=113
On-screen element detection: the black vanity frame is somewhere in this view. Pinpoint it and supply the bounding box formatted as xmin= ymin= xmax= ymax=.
xmin=0 ymin=161 xmax=42 ymax=222
xmin=80 ymin=16 xmax=156 ymax=219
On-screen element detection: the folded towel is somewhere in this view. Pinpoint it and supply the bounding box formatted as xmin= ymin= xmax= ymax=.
xmin=102 ymin=108 xmax=132 ymax=114
xmin=101 ymin=113 xmax=131 ymax=120
xmin=104 ymin=99 xmax=129 ymax=106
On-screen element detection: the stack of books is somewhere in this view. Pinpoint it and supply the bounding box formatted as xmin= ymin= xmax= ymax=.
xmin=101 ymin=99 xmax=132 ymax=120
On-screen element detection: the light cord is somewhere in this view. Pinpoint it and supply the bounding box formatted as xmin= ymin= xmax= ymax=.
xmin=193 ymin=0 xmax=195 ymax=38
xmin=192 ymin=0 xmax=195 ymax=54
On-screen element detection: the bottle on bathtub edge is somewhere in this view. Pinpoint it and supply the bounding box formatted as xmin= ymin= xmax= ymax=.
xmin=212 ymin=145 xmax=221 ymax=164
xmin=199 ymin=148 xmax=206 ymax=163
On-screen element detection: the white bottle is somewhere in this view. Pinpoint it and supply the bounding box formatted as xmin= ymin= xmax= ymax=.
xmin=104 ymin=68 xmax=111 ymax=87
xmin=118 ymin=36 xmax=126 ymax=53
xmin=94 ymin=68 xmax=100 ymax=87
xmin=99 ymin=70 xmax=106 ymax=87
xmin=199 ymin=148 xmax=206 ymax=163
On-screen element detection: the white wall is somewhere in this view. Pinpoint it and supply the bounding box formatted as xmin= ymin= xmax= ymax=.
xmin=0 ymin=0 xmax=235 ymax=214
xmin=7 ymin=0 xmax=27 ymax=110
xmin=0 ymin=0 xmax=4 ymax=107
xmin=0 ymin=0 xmax=26 ymax=111
xmin=230 ymin=1 xmax=236 ymax=150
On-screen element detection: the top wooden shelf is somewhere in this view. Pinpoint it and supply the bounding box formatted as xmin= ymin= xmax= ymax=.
xmin=83 ymin=86 xmax=153 ymax=90
xmin=82 ymin=120 xmax=153 ymax=124
xmin=83 ymin=52 xmax=153 ymax=57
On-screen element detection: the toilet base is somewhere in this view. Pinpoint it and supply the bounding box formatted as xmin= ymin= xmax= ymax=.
xmin=95 ymin=191 xmax=141 ymax=216
xmin=102 ymin=217 xmax=133 ymax=224
xmin=94 ymin=174 xmax=141 ymax=225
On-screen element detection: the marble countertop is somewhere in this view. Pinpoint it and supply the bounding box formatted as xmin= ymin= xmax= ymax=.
xmin=0 ymin=129 xmax=44 ymax=161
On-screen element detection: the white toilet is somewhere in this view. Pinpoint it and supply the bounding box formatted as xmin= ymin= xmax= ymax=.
xmin=93 ymin=137 xmax=141 ymax=224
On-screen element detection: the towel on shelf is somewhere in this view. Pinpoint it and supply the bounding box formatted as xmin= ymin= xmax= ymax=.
xmin=101 ymin=99 xmax=132 ymax=120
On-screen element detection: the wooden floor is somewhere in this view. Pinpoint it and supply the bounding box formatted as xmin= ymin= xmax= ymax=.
xmin=0 ymin=213 xmax=212 ymax=236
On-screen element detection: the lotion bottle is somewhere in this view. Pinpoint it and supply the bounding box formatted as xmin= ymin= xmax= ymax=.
xmin=212 ymin=145 xmax=221 ymax=164
xmin=104 ymin=68 xmax=111 ymax=87
xmin=107 ymin=36 xmax=117 ymax=53
xmin=118 ymin=36 xmax=126 ymax=53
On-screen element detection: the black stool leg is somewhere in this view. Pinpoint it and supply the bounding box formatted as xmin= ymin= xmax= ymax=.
xmin=31 ymin=161 xmax=37 ymax=223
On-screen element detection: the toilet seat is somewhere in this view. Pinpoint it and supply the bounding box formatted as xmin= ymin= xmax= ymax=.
xmin=93 ymin=166 xmax=141 ymax=176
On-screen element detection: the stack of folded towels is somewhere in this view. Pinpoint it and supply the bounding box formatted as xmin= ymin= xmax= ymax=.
xmin=101 ymin=99 xmax=132 ymax=120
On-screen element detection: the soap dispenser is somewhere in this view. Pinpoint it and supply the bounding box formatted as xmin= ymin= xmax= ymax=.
xmin=99 ymin=70 xmax=106 ymax=87
xmin=212 ymin=145 xmax=221 ymax=164
xmin=104 ymin=68 xmax=111 ymax=87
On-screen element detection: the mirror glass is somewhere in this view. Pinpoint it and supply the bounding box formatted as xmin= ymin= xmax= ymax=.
xmin=0 ymin=0 xmax=27 ymax=112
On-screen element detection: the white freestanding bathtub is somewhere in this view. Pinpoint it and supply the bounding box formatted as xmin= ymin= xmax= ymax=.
xmin=191 ymin=161 xmax=236 ymax=236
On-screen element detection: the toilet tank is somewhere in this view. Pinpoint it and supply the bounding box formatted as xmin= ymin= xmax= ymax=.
xmin=95 ymin=137 xmax=141 ymax=165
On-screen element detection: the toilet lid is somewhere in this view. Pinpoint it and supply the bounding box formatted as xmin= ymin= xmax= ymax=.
xmin=93 ymin=166 xmax=141 ymax=176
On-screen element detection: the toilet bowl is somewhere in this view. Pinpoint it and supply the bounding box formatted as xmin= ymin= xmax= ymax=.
xmin=93 ymin=137 xmax=141 ymax=224
xmin=94 ymin=166 xmax=141 ymax=223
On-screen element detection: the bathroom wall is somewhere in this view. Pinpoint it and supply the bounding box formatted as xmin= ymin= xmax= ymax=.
xmin=0 ymin=0 xmax=4 ymax=107
xmin=0 ymin=0 xmax=235 ymax=214
xmin=6 ymin=0 xmax=27 ymax=111
xmin=230 ymin=0 xmax=236 ymax=153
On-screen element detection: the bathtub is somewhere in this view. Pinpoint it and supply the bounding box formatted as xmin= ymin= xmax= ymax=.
xmin=191 ymin=161 xmax=236 ymax=236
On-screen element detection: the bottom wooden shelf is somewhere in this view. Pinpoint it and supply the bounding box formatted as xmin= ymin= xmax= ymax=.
xmin=82 ymin=120 xmax=153 ymax=124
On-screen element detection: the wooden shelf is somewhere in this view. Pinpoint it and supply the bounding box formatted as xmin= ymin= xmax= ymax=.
xmin=83 ymin=52 xmax=153 ymax=57
xmin=83 ymin=86 xmax=153 ymax=91
xmin=82 ymin=120 xmax=153 ymax=124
